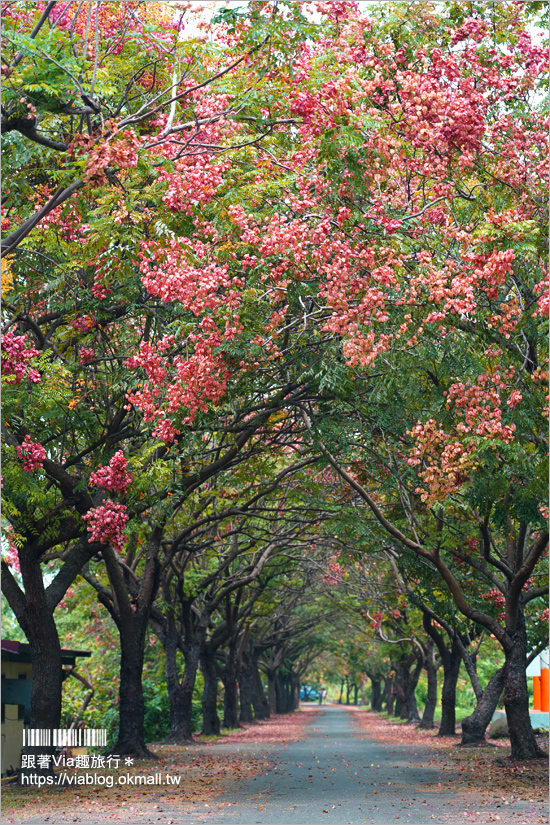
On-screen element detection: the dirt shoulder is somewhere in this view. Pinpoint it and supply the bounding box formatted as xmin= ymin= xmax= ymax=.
xmin=347 ymin=705 xmax=549 ymax=823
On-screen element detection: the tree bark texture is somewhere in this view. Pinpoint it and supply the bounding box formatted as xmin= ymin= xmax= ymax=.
xmin=113 ymin=614 xmax=152 ymax=756
xmin=200 ymin=645 xmax=221 ymax=736
xmin=461 ymin=666 xmax=505 ymax=746
xmin=250 ymin=658 xmax=270 ymax=719
xmin=418 ymin=642 xmax=437 ymax=730
xmin=384 ymin=675 xmax=395 ymax=715
xmin=369 ymin=675 xmax=383 ymax=711
xmin=267 ymin=669 xmax=277 ymax=716
xmin=502 ymin=605 xmax=546 ymax=759
xmin=438 ymin=636 xmax=462 ymax=736
xmin=223 ymin=639 xmax=241 ymax=728
xmin=239 ymin=651 xmax=254 ymax=724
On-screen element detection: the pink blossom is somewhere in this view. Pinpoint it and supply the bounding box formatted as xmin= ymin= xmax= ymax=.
xmin=83 ymin=501 xmax=129 ymax=553
xmin=89 ymin=451 xmax=132 ymax=493
xmin=79 ymin=347 xmax=95 ymax=365
xmin=1 ymin=526 xmax=20 ymax=572
xmin=16 ymin=436 xmax=47 ymax=472
xmin=1 ymin=330 xmax=41 ymax=384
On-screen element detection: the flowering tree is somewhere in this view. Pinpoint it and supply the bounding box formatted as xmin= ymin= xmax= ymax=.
xmin=0 ymin=1 xmax=276 ymax=255
xmin=0 ymin=0 xmax=308 ymax=756
xmin=201 ymin=0 xmax=547 ymax=759
xmin=2 ymin=0 xmax=548 ymax=765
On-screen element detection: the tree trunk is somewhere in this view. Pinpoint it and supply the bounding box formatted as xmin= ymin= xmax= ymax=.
xmin=267 ymin=669 xmax=276 ymax=715
xmin=223 ymin=641 xmax=241 ymax=728
xmin=286 ymin=674 xmax=293 ymax=712
xmin=418 ymin=642 xmax=437 ymax=730
xmin=200 ymin=645 xmax=220 ymax=736
xmin=405 ymin=656 xmax=422 ymax=723
xmin=384 ymin=675 xmax=395 ymax=714
xmin=98 ymin=535 xmax=161 ymax=757
xmin=422 ymin=613 xmax=461 ymax=736
xmin=275 ymin=672 xmax=292 ymax=713
xmin=166 ymin=672 xmax=196 ymax=743
xmin=353 ymin=684 xmax=359 ymax=705
xmin=394 ymin=656 xmax=422 ymax=723
xmin=394 ymin=667 xmax=408 ymax=719
xmin=161 ymin=610 xmax=199 ymax=743
xmin=26 ymin=616 xmax=63 ymax=734
xmin=6 ymin=548 xmax=63 ymax=780
xmin=113 ymin=613 xmax=152 ymax=755
xmin=291 ymin=671 xmax=300 ymax=711
xmin=21 ymin=601 xmax=62 ymax=778
xmin=369 ymin=675 xmax=383 ymax=711
xmin=239 ymin=652 xmax=254 ymax=724
xmin=250 ymin=658 xmax=270 ymax=720
xmin=274 ymin=671 xmax=283 ymax=713
xmin=438 ymin=637 xmax=462 ymax=736
xmin=503 ymin=605 xmax=546 ymax=760
xmin=461 ymin=666 xmax=505 ymax=746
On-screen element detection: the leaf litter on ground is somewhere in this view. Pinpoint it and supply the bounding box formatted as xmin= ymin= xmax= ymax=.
xmin=2 ymin=707 xmax=319 ymax=823
xmin=347 ymin=706 xmax=548 ymax=824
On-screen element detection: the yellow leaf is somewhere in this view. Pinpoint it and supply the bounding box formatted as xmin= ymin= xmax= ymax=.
xmin=1 ymin=255 xmax=14 ymax=294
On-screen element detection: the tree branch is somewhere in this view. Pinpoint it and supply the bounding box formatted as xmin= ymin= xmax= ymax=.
xmin=1 ymin=179 xmax=84 ymax=257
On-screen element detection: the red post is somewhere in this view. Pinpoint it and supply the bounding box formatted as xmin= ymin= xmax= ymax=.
xmin=541 ymin=668 xmax=549 ymax=713
xmin=533 ymin=675 xmax=541 ymax=711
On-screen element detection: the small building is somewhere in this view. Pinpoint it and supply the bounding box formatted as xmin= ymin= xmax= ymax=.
xmin=1 ymin=640 xmax=91 ymax=775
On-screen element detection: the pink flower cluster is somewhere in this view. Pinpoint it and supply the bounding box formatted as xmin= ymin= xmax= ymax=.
xmin=1 ymin=330 xmax=41 ymax=384
xmin=407 ymin=419 xmax=476 ymax=505
xmin=39 ymin=200 xmax=89 ymax=243
xmin=1 ymin=526 xmax=20 ymax=572
xmin=16 ymin=436 xmax=47 ymax=472
xmin=91 ymin=272 xmax=113 ymax=300
xmin=322 ymin=555 xmax=346 ymax=586
xmin=83 ymin=501 xmax=129 ymax=553
xmin=160 ymin=155 xmax=231 ymax=215
xmin=481 ymin=588 xmax=506 ymax=622
xmin=79 ymin=347 xmax=95 ymax=365
xmin=534 ymin=279 xmax=549 ymax=318
xmin=446 ymin=373 xmax=517 ymax=442
xmin=125 ymin=324 xmax=232 ymax=438
xmin=70 ymin=126 xmax=143 ymax=184
xmin=139 ymin=237 xmax=238 ymax=315
xmin=451 ymin=17 xmax=488 ymax=45
xmin=70 ymin=315 xmax=96 ymax=332
xmin=369 ymin=610 xmax=384 ymax=630
xmin=89 ymin=451 xmax=132 ymax=493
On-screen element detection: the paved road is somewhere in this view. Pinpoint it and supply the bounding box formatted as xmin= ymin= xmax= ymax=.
xmin=200 ymin=705 xmax=456 ymax=824
xmin=11 ymin=706 xmax=546 ymax=825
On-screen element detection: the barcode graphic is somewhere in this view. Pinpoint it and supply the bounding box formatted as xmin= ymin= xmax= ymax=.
xmin=23 ymin=729 xmax=107 ymax=747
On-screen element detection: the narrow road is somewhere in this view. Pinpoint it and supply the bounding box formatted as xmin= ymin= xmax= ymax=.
xmin=201 ymin=705 xmax=456 ymax=824
xmin=10 ymin=706 xmax=547 ymax=825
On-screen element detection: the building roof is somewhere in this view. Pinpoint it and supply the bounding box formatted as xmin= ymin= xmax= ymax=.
xmin=1 ymin=640 xmax=91 ymax=666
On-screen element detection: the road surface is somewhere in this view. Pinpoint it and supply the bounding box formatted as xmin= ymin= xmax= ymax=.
xmin=198 ymin=704 xmax=455 ymax=824
xmin=10 ymin=705 xmax=547 ymax=824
